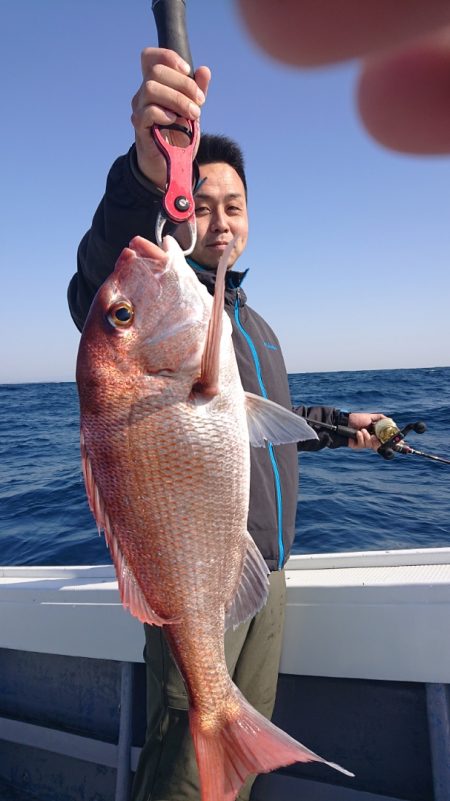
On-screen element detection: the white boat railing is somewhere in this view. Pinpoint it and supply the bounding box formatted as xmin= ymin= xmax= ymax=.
xmin=0 ymin=547 xmax=449 ymax=683
xmin=0 ymin=547 xmax=449 ymax=801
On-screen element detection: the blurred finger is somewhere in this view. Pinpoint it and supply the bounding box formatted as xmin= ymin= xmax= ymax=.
xmin=236 ymin=0 xmax=450 ymax=66
xmin=357 ymin=29 xmax=450 ymax=154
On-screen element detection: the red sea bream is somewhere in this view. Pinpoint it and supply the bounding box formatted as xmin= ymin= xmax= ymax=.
xmin=76 ymin=235 xmax=352 ymax=800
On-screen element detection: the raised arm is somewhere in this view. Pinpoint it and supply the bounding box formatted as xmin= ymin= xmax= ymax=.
xmin=67 ymin=47 xmax=210 ymax=331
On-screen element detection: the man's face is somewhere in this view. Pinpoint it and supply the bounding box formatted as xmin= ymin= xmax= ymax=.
xmin=191 ymin=162 xmax=248 ymax=269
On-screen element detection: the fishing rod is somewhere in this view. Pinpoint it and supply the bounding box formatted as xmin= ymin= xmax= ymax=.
xmin=392 ymin=443 xmax=450 ymax=465
xmin=304 ymin=416 xmax=450 ymax=465
xmin=151 ymin=0 xmax=199 ymax=254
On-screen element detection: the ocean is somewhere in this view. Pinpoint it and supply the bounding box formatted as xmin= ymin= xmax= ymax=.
xmin=0 ymin=367 xmax=449 ymax=566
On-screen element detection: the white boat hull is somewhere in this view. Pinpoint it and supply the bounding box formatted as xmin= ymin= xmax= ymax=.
xmin=0 ymin=548 xmax=449 ymax=800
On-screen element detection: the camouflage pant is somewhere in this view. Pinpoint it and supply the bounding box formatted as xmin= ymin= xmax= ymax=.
xmin=130 ymin=569 xmax=286 ymax=801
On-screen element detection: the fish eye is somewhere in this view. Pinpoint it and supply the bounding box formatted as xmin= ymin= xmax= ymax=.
xmin=107 ymin=301 xmax=134 ymax=328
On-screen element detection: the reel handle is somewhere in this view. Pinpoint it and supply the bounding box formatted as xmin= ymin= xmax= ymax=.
xmin=378 ymin=446 xmax=396 ymax=460
xmin=403 ymin=421 xmax=427 ymax=435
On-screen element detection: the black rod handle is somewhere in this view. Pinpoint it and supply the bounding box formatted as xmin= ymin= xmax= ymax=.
xmin=152 ymin=0 xmax=194 ymax=76
xmin=304 ymin=417 xmax=358 ymax=440
xmin=335 ymin=424 xmax=358 ymax=440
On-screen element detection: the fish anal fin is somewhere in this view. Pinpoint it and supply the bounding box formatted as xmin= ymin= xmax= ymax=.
xmin=245 ymin=392 xmax=319 ymax=447
xmin=80 ymin=432 xmax=174 ymax=627
xmin=190 ymin=688 xmax=354 ymax=801
xmin=224 ymin=532 xmax=269 ymax=630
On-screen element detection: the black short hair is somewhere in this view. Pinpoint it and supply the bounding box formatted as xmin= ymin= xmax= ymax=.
xmin=196 ymin=133 xmax=247 ymax=198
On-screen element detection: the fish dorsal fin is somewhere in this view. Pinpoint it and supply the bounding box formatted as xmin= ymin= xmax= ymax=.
xmin=244 ymin=392 xmax=319 ymax=447
xmin=225 ymin=532 xmax=270 ymax=630
xmin=193 ymin=238 xmax=237 ymax=400
xmin=80 ymin=431 xmax=174 ymax=626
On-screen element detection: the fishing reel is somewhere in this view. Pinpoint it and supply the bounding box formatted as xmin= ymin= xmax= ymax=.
xmin=373 ymin=418 xmax=426 ymax=460
xmin=371 ymin=418 xmax=450 ymax=465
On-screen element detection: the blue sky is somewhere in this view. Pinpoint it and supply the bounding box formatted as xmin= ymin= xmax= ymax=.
xmin=2 ymin=0 xmax=449 ymax=384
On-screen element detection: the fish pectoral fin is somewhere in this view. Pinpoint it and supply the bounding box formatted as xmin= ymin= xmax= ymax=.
xmin=80 ymin=433 xmax=175 ymax=627
xmin=225 ymin=532 xmax=270 ymax=630
xmin=244 ymin=392 xmax=319 ymax=447
xmin=193 ymin=238 xmax=237 ymax=400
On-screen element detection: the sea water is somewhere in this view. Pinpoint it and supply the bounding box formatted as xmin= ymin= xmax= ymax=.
xmin=0 ymin=367 xmax=449 ymax=566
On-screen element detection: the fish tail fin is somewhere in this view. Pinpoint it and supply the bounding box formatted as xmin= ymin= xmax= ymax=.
xmin=190 ymin=689 xmax=353 ymax=801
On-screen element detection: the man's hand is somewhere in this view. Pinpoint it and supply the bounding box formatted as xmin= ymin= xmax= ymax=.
xmin=347 ymin=412 xmax=386 ymax=451
xmin=131 ymin=48 xmax=211 ymax=188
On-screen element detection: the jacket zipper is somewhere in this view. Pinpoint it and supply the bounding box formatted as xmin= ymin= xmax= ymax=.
xmin=234 ymin=291 xmax=284 ymax=569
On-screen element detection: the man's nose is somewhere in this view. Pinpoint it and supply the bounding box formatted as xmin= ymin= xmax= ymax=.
xmin=210 ymin=209 xmax=229 ymax=231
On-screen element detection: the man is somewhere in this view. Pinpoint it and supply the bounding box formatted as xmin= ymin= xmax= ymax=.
xmin=68 ymin=48 xmax=384 ymax=801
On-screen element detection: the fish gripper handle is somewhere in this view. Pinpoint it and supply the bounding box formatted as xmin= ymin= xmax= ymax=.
xmin=152 ymin=0 xmax=194 ymax=75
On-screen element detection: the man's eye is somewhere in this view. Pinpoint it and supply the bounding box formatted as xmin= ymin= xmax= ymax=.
xmin=195 ymin=206 xmax=210 ymax=215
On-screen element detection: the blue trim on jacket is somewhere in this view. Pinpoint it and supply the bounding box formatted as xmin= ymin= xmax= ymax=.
xmin=233 ymin=296 xmax=285 ymax=570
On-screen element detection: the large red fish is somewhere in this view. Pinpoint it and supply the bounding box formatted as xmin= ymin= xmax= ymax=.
xmin=76 ymin=235 xmax=352 ymax=800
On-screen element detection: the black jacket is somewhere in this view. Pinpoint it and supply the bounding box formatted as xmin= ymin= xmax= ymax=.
xmin=68 ymin=146 xmax=350 ymax=571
